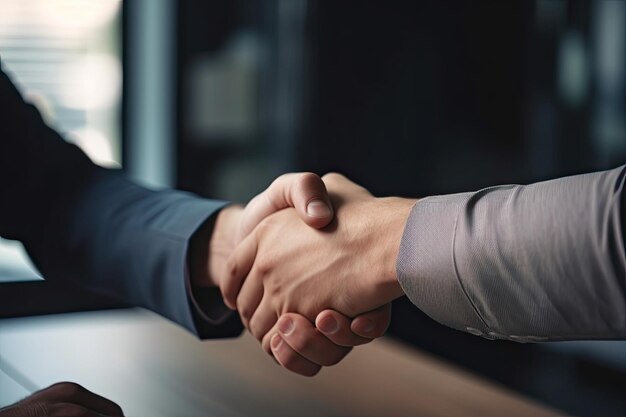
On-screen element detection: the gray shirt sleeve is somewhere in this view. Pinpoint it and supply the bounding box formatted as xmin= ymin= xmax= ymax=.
xmin=396 ymin=166 xmax=626 ymax=341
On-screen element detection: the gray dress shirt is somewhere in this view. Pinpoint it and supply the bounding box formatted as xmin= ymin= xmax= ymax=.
xmin=397 ymin=166 xmax=626 ymax=341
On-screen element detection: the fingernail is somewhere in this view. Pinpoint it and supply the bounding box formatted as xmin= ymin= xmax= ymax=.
xmin=306 ymin=199 xmax=332 ymax=218
xmin=271 ymin=334 xmax=283 ymax=350
xmin=278 ymin=318 xmax=294 ymax=335
xmin=359 ymin=319 xmax=375 ymax=334
xmin=318 ymin=315 xmax=338 ymax=334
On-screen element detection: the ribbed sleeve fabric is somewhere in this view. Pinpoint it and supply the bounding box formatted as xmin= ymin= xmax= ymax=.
xmin=397 ymin=166 xmax=626 ymax=341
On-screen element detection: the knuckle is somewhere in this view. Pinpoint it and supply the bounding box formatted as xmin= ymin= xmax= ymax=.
xmin=237 ymin=301 xmax=254 ymax=323
xmin=221 ymin=264 xmax=239 ymax=302
xmin=256 ymin=257 xmax=274 ymax=276
xmin=321 ymin=172 xmax=343 ymax=184
xmin=262 ymin=188 xmax=279 ymax=213
xmin=239 ymin=306 xmax=252 ymax=323
xmin=251 ymin=317 xmax=275 ymax=343
xmin=274 ymin=173 xmax=290 ymax=186
xmin=297 ymin=172 xmax=321 ymax=189
xmin=251 ymin=328 xmax=263 ymax=342
xmin=51 ymin=382 xmax=84 ymax=399
xmin=249 ymin=321 xmax=263 ymax=342
xmin=267 ymin=280 xmax=283 ymax=298
xmin=268 ymin=174 xmax=289 ymax=201
xmin=299 ymin=171 xmax=318 ymax=180
xmin=225 ymin=257 xmax=238 ymax=281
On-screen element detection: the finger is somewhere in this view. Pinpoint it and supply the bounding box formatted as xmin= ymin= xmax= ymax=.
xmin=261 ymin=328 xmax=276 ymax=357
xmin=236 ymin=268 xmax=265 ymax=329
xmin=221 ymin=231 xmax=258 ymax=309
xmin=248 ymin=297 xmax=278 ymax=342
xmin=315 ymin=310 xmax=372 ymax=346
xmin=261 ymin=327 xmax=302 ymax=367
xmin=270 ymin=334 xmax=322 ymax=377
xmin=239 ymin=172 xmax=333 ymax=239
xmin=28 ymin=382 xmax=123 ymax=417
xmin=274 ymin=314 xmax=352 ymax=366
xmin=351 ymin=303 xmax=392 ymax=338
xmin=321 ymin=172 xmax=371 ymax=196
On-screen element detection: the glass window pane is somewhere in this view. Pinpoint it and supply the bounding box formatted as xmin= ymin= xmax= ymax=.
xmin=0 ymin=0 xmax=123 ymax=281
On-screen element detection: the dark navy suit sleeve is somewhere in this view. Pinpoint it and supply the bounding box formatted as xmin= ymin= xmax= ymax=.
xmin=0 ymin=63 xmax=242 ymax=339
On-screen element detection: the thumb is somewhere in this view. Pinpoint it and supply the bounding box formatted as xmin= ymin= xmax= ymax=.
xmin=239 ymin=172 xmax=334 ymax=240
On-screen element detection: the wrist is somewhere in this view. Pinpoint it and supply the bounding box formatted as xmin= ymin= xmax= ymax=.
xmin=207 ymin=204 xmax=243 ymax=287
xmin=376 ymin=197 xmax=416 ymax=300
xmin=189 ymin=204 xmax=243 ymax=289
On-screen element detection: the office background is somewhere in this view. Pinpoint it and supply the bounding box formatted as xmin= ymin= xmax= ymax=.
xmin=1 ymin=1 xmax=625 ymax=416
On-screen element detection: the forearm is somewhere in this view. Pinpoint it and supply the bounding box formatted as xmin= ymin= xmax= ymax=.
xmin=34 ymin=169 xmax=242 ymax=338
xmin=397 ymin=166 xmax=626 ymax=341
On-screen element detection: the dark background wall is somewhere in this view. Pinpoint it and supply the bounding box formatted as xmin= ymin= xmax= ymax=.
xmin=174 ymin=2 xmax=626 ymax=416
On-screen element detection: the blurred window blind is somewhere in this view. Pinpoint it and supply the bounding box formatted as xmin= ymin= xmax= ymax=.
xmin=0 ymin=0 xmax=122 ymax=281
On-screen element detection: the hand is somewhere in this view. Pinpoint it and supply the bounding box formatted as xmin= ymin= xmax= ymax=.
xmin=262 ymin=304 xmax=392 ymax=376
xmin=0 ymin=382 xmax=123 ymax=417
xmin=224 ymin=173 xmax=415 ymax=347
xmin=191 ymin=172 xmax=393 ymax=376
xmin=190 ymin=172 xmax=335 ymax=289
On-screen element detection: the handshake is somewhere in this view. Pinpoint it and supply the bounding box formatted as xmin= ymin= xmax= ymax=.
xmin=191 ymin=173 xmax=416 ymax=376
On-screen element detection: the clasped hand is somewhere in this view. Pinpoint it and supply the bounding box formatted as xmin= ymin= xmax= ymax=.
xmin=204 ymin=173 xmax=414 ymax=376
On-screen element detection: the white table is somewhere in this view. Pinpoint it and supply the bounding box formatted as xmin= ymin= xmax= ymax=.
xmin=0 ymin=309 xmax=566 ymax=417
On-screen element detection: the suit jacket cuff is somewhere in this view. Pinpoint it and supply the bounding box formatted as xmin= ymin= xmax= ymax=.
xmin=160 ymin=197 xmax=243 ymax=339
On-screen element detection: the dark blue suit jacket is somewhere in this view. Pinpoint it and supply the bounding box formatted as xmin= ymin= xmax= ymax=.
xmin=0 ymin=63 xmax=242 ymax=339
